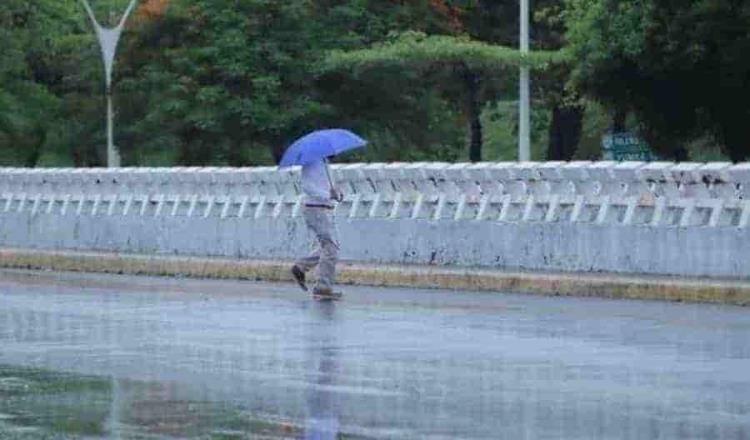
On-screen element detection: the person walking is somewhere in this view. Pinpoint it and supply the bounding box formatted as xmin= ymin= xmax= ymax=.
xmin=291 ymin=158 xmax=344 ymax=299
xmin=279 ymin=129 xmax=367 ymax=299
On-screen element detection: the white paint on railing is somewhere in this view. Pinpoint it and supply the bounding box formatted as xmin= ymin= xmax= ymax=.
xmin=0 ymin=162 xmax=749 ymax=227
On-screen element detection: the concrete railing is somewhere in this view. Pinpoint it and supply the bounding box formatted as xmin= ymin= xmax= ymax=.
xmin=0 ymin=162 xmax=748 ymax=279
xmin=0 ymin=161 xmax=749 ymax=227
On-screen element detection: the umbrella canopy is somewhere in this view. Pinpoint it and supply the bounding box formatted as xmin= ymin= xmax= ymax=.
xmin=279 ymin=129 xmax=367 ymax=168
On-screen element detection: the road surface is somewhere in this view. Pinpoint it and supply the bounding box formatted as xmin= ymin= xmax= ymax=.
xmin=0 ymin=269 xmax=749 ymax=439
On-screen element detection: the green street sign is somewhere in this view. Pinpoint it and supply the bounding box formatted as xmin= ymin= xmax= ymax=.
xmin=602 ymin=133 xmax=656 ymax=161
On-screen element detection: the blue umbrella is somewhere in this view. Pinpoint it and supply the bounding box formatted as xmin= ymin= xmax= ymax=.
xmin=279 ymin=129 xmax=367 ymax=168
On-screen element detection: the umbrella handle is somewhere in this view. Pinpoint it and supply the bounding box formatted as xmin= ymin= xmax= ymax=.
xmin=324 ymin=158 xmax=334 ymax=188
xmin=324 ymin=159 xmax=340 ymax=201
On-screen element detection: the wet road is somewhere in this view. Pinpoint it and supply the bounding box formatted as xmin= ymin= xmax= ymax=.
xmin=1 ymin=269 xmax=749 ymax=439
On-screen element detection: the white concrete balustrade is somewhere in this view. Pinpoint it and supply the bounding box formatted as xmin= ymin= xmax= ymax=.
xmin=1 ymin=161 xmax=748 ymax=227
xmin=1 ymin=162 xmax=748 ymax=278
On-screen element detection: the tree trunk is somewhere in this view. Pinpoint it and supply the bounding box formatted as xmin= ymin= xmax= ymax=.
xmin=673 ymin=145 xmax=689 ymax=162
xmin=260 ymin=129 xmax=289 ymax=165
xmin=463 ymin=68 xmax=483 ymax=162
xmin=24 ymin=126 xmax=47 ymax=168
xmin=547 ymin=104 xmax=584 ymax=161
xmin=722 ymin=125 xmax=749 ymax=163
xmin=227 ymin=141 xmax=246 ymax=167
xmin=177 ymin=127 xmax=201 ymax=165
xmin=72 ymin=147 xmax=83 ymax=167
xmin=612 ymin=108 xmax=627 ymax=132
xmin=271 ymin=141 xmax=285 ymax=165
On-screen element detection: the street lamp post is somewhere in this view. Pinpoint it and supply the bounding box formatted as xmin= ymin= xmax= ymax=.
xmin=80 ymin=0 xmax=138 ymax=168
xmin=519 ymin=0 xmax=531 ymax=162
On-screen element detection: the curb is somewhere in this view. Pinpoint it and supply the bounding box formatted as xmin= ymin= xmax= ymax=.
xmin=0 ymin=248 xmax=748 ymax=306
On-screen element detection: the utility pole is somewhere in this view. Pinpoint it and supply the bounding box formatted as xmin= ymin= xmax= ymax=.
xmin=80 ymin=0 xmax=138 ymax=167
xmin=519 ymin=0 xmax=531 ymax=161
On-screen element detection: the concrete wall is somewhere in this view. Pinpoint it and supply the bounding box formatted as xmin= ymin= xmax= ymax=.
xmin=1 ymin=161 xmax=748 ymax=279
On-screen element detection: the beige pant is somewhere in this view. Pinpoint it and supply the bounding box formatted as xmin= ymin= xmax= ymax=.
xmin=295 ymin=206 xmax=339 ymax=290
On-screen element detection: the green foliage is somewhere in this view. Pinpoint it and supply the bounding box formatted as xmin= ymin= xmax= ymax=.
xmin=114 ymin=0 xmax=329 ymax=166
xmin=322 ymin=31 xmax=566 ymax=161
xmin=482 ymin=100 xmax=550 ymax=161
xmin=1 ymin=0 xmax=746 ymax=166
xmin=573 ymin=100 xmax=610 ymax=160
xmin=565 ymin=0 xmax=750 ymax=161
xmin=349 ymin=89 xmax=466 ymax=163
xmin=0 ymin=0 xmax=92 ymax=166
xmin=323 ymin=31 xmax=567 ymax=74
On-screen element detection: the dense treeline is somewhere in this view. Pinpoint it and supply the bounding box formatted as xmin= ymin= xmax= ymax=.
xmin=1 ymin=0 xmax=748 ymax=167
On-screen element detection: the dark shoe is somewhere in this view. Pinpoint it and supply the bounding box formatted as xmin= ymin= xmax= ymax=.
xmin=312 ymin=287 xmax=342 ymax=300
xmin=291 ymin=265 xmax=307 ymax=292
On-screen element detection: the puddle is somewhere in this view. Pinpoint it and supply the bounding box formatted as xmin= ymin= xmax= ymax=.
xmin=0 ymin=364 xmax=358 ymax=439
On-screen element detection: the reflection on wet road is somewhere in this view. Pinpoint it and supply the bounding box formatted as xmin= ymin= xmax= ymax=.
xmin=1 ymin=269 xmax=749 ymax=439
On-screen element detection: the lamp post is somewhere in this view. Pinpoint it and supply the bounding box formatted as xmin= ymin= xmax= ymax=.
xmin=519 ymin=0 xmax=531 ymax=161
xmin=80 ymin=0 xmax=138 ymax=168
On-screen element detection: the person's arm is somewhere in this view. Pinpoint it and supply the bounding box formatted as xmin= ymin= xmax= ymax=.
xmin=324 ymin=159 xmax=344 ymax=202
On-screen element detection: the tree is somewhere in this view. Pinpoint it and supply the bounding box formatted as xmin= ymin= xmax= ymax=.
xmin=445 ymin=0 xmax=586 ymax=161
xmin=114 ymin=0 xmax=482 ymax=165
xmin=117 ymin=0 xmax=334 ymax=166
xmin=0 ymin=1 xmax=79 ymax=166
xmin=322 ymin=31 xmax=565 ymax=161
xmin=308 ymin=1 xmax=470 ymax=162
xmin=565 ymin=0 xmax=750 ymax=161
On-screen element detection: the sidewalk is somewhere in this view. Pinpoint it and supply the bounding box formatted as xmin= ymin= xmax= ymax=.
xmin=1 ymin=247 xmax=748 ymax=306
